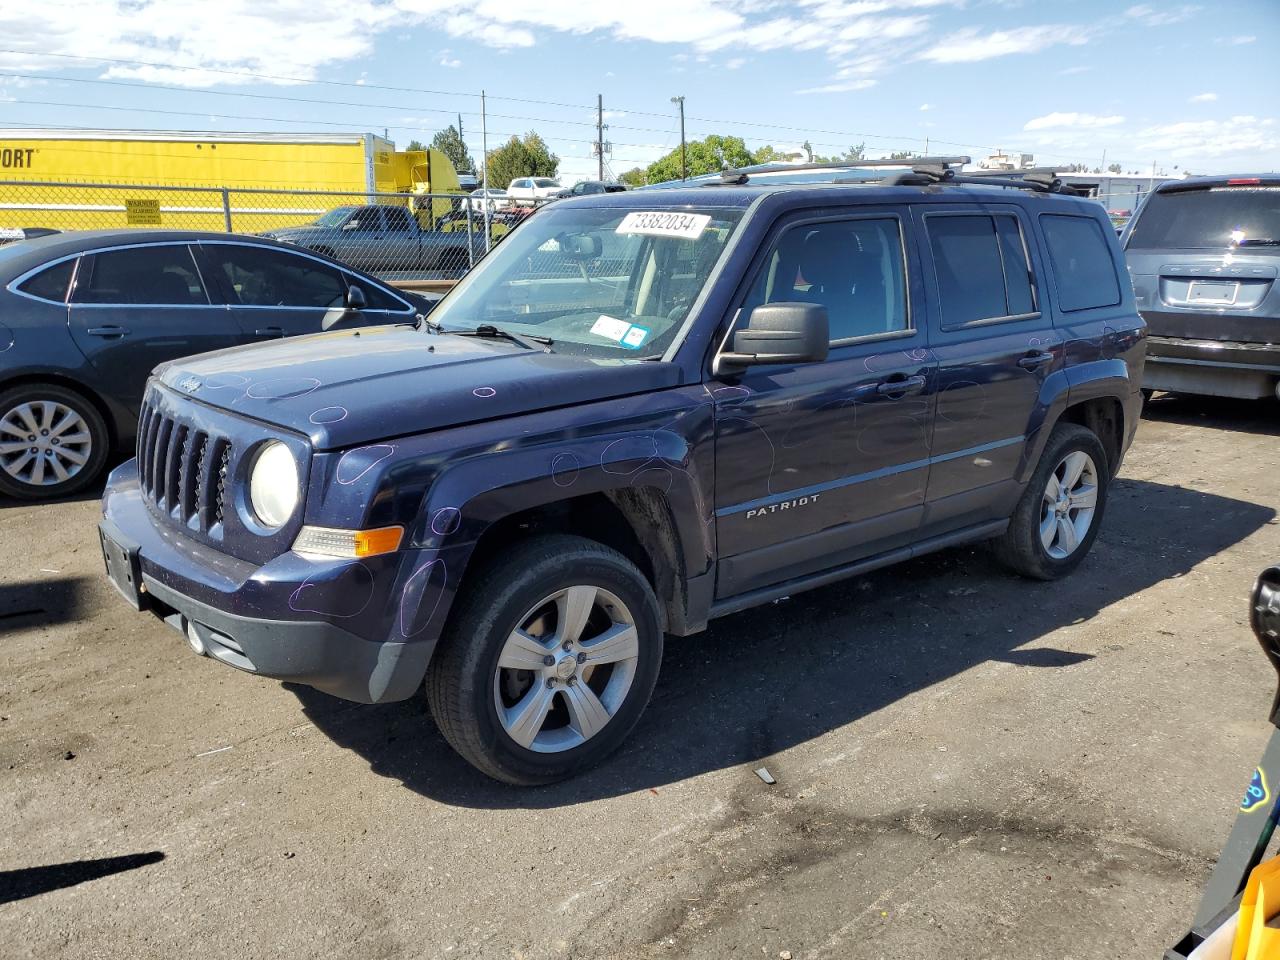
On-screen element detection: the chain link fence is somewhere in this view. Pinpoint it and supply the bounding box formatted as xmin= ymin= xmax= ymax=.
xmin=0 ymin=180 xmax=555 ymax=280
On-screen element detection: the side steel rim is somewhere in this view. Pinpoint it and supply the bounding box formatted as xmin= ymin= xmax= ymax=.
xmin=1040 ymin=449 xmax=1099 ymax=560
xmin=492 ymin=584 xmax=640 ymax=754
xmin=0 ymin=399 xmax=93 ymax=487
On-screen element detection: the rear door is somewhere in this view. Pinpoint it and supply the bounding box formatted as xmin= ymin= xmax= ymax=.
xmin=1125 ymin=182 xmax=1280 ymax=346
xmin=196 ymin=241 xmax=354 ymax=339
xmin=710 ymin=207 xmax=937 ymax=599
xmin=66 ymin=242 xmax=237 ymax=414
xmin=913 ymin=204 xmax=1061 ymax=535
xmin=381 ymin=206 xmax=423 ymax=270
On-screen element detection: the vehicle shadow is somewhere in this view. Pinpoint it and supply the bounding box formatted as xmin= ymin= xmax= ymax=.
xmin=290 ymin=477 xmax=1275 ymax=808
xmin=0 ymin=576 xmax=93 ymax=635
xmin=1142 ymin=391 xmax=1280 ymax=437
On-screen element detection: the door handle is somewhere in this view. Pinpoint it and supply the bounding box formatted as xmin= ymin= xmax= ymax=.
xmin=876 ymin=375 xmax=927 ymax=396
xmin=253 ymin=327 xmax=284 ymax=337
xmin=1018 ymin=351 xmax=1054 ymax=370
xmin=86 ymin=325 xmax=129 ymax=338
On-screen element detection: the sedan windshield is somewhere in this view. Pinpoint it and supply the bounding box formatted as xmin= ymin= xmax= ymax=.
xmin=429 ymin=204 xmax=746 ymax=359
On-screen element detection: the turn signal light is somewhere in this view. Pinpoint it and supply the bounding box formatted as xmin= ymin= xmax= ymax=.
xmin=293 ymin=525 xmax=404 ymax=558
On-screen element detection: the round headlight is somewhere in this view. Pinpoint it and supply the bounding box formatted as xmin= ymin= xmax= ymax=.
xmin=249 ymin=441 xmax=299 ymax=530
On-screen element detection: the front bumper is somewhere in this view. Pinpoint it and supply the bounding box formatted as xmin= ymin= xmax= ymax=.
xmin=1144 ymin=335 xmax=1280 ymax=398
xmin=101 ymin=460 xmax=445 ymax=704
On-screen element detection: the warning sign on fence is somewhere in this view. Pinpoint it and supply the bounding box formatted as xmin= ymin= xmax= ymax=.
xmin=125 ymin=199 xmax=161 ymax=225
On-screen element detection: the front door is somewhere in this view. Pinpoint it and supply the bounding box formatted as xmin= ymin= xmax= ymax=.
xmin=195 ymin=242 xmax=356 ymax=340
xmin=710 ymin=209 xmax=936 ymax=600
xmin=912 ymin=205 xmax=1062 ymax=535
xmin=66 ymin=243 xmax=239 ymax=417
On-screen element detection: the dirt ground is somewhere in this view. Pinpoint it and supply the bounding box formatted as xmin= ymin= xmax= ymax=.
xmin=2 ymin=393 xmax=1278 ymax=960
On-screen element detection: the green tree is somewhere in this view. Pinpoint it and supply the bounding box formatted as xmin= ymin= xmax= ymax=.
xmin=887 ymin=150 xmax=915 ymax=160
xmin=811 ymin=142 xmax=866 ymax=164
xmin=644 ymin=134 xmax=757 ymax=183
xmin=619 ymin=167 xmax=648 ymax=187
xmin=1107 ymin=162 xmax=1122 ymax=174
xmin=405 ymin=139 xmax=426 ymax=152
xmin=752 ymin=144 xmax=799 ymax=164
xmin=484 ymin=132 xmax=559 ymax=188
xmin=430 ymin=125 xmax=475 ymax=175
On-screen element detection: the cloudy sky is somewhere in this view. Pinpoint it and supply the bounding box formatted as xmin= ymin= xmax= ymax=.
xmin=0 ymin=0 xmax=1276 ymax=183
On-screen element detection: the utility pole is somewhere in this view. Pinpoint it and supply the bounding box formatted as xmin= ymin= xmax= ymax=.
xmin=596 ymin=94 xmax=605 ymax=182
xmin=671 ymin=95 xmax=686 ymax=180
xmin=481 ymin=90 xmax=490 ymax=252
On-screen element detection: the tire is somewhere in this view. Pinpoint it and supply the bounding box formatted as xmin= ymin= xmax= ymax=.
xmin=426 ymin=534 xmax=663 ymax=785
xmin=0 ymin=383 xmax=110 ymax=501
xmin=993 ymin=423 xmax=1110 ymax=581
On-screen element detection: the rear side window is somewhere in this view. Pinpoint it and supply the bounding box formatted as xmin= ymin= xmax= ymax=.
xmin=17 ymin=258 xmax=76 ymax=303
xmin=203 ymin=245 xmax=347 ymax=308
xmin=76 ymin=245 xmax=208 ymax=305
xmin=1039 ymin=214 xmax=1121 ymax=312
xmin=383 ymin=207 xmax=414 ymax=232
xmin=926 ymin=214 xmax=1036 ymax=328
xmin=1127 ymin=187 xmax=1280 ymax=250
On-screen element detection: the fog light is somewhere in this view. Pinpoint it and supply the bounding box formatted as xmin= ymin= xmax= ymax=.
xmin=292 ymin=524 xmax=403 ymax=558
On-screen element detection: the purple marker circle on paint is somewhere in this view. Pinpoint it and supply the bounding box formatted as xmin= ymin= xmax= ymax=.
xmin=246 ymin=377 xmax=322 ymax=400
xmin=309 ymin=405 xmax=348 ymax=425
xmin=202 ymin=373 xmax=249 ymax=390
xmin=430 ymin=507 xmax=461 ymax=537
xmin=473 ymin=386 xmax=496 ymax=398
xmin=335 ymin=444 xmax=396 ymax=485
xmin=551 ymin=452 xmax=580 ymax=487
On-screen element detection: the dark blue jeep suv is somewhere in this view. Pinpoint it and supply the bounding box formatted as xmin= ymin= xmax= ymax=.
xmin=100 ymin=163 xmax=1146 ymax=784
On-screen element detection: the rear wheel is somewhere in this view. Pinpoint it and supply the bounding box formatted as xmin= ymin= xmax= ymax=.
xmin=426 ymin=535 xmax=663 ymax=785
xmin=0 ymin=383 xmax=109 ymax=501
xmin=994 ymin=423 xmax=1109 ymax=580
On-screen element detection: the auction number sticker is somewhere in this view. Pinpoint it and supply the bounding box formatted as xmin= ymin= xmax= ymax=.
xmin=616 ymin=211 xmax=711 ymax=240
xmin=590 ymin=315 xmax=651 ymax=350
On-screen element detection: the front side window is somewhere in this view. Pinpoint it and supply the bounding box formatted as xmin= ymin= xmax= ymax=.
xmin=76 ymin=245 xmax=208 ymax=306
xmin=17 ymin=258 xmax=76 ymax=303
xmin=347 ymin=276 xmax=410 ymax=312
xmin=204 ymin=245 xmax=346 ymax=308
xmin=347 ymin=208 xmax=382 ymax=232
xmin=927 ymin=214 xmax=1036 ymax=328
xmin=1040 ymin=214 xmax=1121 ymax=312
xmin=743 ymin=217 xmax=908 ymax=342
xmin=429 ymin=204 xmax=745 ymax=359
xmin=382 ymin=207 xmax=415 ymax=233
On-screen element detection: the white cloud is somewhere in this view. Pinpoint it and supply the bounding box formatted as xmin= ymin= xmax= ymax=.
xmin=796 ymin=77 xmax=878 ymax=94
xmin=1124 ymin=4 xmax=1199 ymax=26
xmin=438 ymin=50 xmax=462 ymax=68
xmin=1189 ymin=92 xmax=1217 ymax=103
xmin=725 ymin=57 xmax=747 ymax=70
xmin=1023 ymin=112 xmax=1125 ymax=131
xmin=1215 ymin=35 xmax=1256 ymax=44
xmin=1131 ymin=115 xmax=1277 ymax=161
xmin=919 ymin=103 xmax=932 ymax=111
xmin=917 ymin=25 xmax=1091 ymax=63
xmin=1059 ymin=64 xmax=1092 ymax=75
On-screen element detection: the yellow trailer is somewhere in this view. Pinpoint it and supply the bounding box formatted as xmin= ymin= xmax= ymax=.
xmin=0 ymin=129 xmax=463 ymax=232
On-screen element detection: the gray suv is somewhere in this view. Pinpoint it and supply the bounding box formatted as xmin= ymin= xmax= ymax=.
xmin=1123 ymin=174 xmax=1280 ymax=400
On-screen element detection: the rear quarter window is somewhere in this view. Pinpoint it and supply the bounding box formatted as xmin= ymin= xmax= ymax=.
xmin=16 ymin=258 xmax=76 ymax=303
xmin=1039 ymin=214 xmax=1121 ymax=312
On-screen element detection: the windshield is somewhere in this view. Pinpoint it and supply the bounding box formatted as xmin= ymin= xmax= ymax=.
xmin=429 ymin=204 xmax=745 ymax=359
xmin=312 ymin=207 xmax=358 ymax=228
xmin=1128 ymin=187 xmax=1280 ymax=250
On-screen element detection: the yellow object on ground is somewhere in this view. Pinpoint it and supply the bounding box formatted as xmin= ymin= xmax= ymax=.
xmin=1234 ymin=856 xmax=1280 ymax=960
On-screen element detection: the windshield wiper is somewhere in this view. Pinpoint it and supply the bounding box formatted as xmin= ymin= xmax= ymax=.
xmin=465 ymin=324 xmax=554 ymax=352
xmin=1238 ymin=238 xmax=1280 ymax=246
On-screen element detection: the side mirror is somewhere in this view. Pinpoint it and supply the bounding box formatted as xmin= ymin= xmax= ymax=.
xmin=341 ymin=220 xmax=361 ymax=231
xmin=345 ymin=285 xmax=367 ymax=310
xmin=715 ymin=302 xmax=829 ymax=374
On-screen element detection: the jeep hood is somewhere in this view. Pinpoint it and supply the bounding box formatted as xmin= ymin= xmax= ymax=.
xmin=154 ymin=324 xmax=682 ymax=450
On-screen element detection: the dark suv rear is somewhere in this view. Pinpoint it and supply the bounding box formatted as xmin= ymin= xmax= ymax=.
xmin=1123 ymin=175 xmax=1280 ymax=400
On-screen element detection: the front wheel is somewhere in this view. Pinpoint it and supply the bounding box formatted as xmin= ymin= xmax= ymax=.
xmin=426 ymin=535 xmax=663 ymax=785
xmin=994 ymin=423 xmax=1110 ymax=580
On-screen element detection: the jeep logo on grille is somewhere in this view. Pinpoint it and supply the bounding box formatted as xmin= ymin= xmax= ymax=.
xmin=178 ymin=376 xmax=201 ymax=393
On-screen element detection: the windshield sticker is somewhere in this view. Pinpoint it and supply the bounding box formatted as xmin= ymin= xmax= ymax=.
xmin=590 ymin=315 xmax=632 ymax=342
xmin=621 ymin=325 xmax=650 ymax=349
xmin=616 ymin=211 xmax=711 ymax=240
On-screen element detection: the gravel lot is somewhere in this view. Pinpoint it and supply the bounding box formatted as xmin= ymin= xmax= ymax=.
xmin=2 ymin=394 xmax=1278 ymax=960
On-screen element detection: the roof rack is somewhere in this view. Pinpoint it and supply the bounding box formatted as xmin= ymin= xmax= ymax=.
xmin=708 ymin=156 xmax=971 ymax=186
xmin=890 ymin=164 xmax=1080 ymax=195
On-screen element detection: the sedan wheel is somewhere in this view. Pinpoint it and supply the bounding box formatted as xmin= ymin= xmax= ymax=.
xmin=0 ymin=385 xmax=109 ymax=501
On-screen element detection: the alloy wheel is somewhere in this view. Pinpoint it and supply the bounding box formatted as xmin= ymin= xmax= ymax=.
xmin=0 ymin=400 xmax=93 ymax=487
xmin=1040 ymin=450 xmax=1099 ymax=560
xmin=492 ymin=585 xmax=640 ymax=754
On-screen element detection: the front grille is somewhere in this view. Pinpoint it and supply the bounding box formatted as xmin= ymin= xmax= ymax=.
xmin=138 ymin=399 xmax=232 ymax=534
